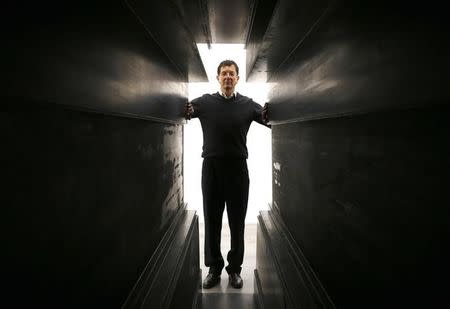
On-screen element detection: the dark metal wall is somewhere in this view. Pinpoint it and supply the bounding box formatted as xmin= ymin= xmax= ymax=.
xmin=3 ymin=106 xmax=184 ymax=307
xmin=266 ymin=1 xmax=450 ymax=122
xmin=126 ymin=0 xmax=210 ymax=82
xmin=2 ymin=1 xmax=204 ymax=307
xmin=272 ymin=109 xmax=450 ymax=307
xmin=4 ymin=1 xmax=208 ymax=122
xmin=251 ymin=0 xmax=450 ymax=307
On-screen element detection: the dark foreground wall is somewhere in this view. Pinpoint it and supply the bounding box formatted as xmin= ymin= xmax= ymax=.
xmin=2 ymin=1 xmax=203 ymax=307
xmin=3 ymin=106 xmax=188 ymax=307
xmin=271 ymin=108 xmax=450 ymax=307
xmin=252 ymin=0 xmax=450 ymax=308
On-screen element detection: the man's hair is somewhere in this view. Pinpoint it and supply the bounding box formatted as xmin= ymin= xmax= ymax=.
xmin=217 ymin=60 xmax=239 ymax=76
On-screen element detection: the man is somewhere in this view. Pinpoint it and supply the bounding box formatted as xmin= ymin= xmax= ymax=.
xmin=185 ymin=60 xmax=270 ymax=289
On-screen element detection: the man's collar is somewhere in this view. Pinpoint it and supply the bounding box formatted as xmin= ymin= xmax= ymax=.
xmin=219 ymin=91 xmax=237 ymax=99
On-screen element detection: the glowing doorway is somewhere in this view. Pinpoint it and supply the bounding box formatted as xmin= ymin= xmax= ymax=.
xmin=184 ymin=44 xmax=272 ymax=224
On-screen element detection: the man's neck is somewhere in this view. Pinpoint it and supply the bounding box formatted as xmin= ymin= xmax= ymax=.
xmin=220 ymin=89 xmax=236 ymax=99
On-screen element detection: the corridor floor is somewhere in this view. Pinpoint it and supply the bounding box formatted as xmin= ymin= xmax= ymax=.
xmin=198 ymin=223 xmax=257 ymax=309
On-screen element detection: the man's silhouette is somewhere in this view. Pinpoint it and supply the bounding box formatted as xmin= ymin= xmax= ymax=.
xmin=185 ymin=59 xmax=269 ymax=289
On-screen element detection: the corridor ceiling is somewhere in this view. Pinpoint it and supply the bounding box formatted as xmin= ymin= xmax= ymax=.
xmin=127 ymin=0 xmax=289 ymax=82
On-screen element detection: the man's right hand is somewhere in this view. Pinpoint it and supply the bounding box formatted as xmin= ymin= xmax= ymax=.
xmin=185 ymin=102 xmax=194 ymax=120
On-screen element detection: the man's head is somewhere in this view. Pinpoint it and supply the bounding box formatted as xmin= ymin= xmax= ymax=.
xmin=216 ymin=60 xmax=239 ymax=96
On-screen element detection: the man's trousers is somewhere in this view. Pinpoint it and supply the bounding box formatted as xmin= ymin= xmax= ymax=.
xmin=201 ymin=157 xmax=249 ymax=275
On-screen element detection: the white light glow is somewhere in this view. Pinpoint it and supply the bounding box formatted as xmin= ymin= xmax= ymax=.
xmin=184 ymin=44 xmax=272 ymax=224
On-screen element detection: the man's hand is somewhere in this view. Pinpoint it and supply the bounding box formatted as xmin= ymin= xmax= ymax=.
xmin=185 ymin=102 xmax=194 ymax=120
xmin=262 ymin=103 xmax=269 ymax=124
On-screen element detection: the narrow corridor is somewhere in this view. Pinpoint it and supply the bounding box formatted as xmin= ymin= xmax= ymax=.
xmin=5 ymin=1 xmax=450 ymax=308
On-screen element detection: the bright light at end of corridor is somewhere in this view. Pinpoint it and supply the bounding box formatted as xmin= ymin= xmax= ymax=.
xmin=184 ymin=44 xmax=273 ymax=224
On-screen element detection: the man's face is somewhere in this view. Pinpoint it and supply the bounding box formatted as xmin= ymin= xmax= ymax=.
xmin=217 ymin=65 xmax=239 ymax=93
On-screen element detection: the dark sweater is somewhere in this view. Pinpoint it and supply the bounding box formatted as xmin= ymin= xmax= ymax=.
xmin=190 ymin=92 xmax=270 ymax=158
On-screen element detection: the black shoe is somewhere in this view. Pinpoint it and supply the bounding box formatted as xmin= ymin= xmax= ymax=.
xmin=202 ymin=273 xmax=221 ymax=289
xmin=229 ymin=273 xmax=243 ymax=289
